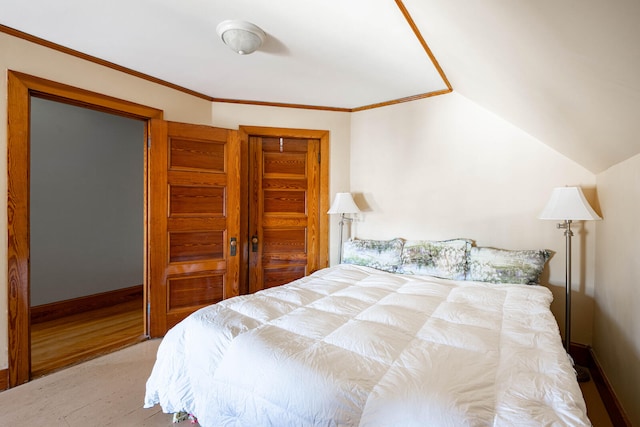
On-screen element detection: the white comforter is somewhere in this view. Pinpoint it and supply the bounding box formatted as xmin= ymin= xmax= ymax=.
xmin=144 ymin=264 xmax=591 ymax=426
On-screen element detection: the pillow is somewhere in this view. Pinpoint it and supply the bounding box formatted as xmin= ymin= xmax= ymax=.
xmin=342 ymin=238 xmax=404 ymax=273
xmin=399 ymin=239 xmax=472 ymax=280
xmin=466 ymin=247 xmax=551 ymax=285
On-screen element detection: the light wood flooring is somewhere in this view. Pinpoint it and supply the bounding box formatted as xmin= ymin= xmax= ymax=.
xmin=22 ymin=301 xmax=615 ymax=426
xmin=30 ymin=297 xmax=146 ymax=378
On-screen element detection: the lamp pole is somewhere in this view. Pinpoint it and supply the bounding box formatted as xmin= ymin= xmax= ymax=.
xmin=337 ymin=213 xmax=353 ymax=264
xmin=558 ymin=219 xmax=590 ymax=382
xmin=558 ymin=219 xmax=572 ymax=354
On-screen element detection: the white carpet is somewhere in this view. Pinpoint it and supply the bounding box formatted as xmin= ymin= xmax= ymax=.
xmin=0 ymin=339 xmax=185 ymax=426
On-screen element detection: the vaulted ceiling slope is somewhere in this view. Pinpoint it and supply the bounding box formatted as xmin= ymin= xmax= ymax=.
xmin=1 ymin=0 xmax=639 ymax=173
xmin=410 ymin=0 xmax=640 ymax=174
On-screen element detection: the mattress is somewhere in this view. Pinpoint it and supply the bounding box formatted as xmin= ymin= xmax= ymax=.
xmin=144 ymin=264 xmax=591 ymax=426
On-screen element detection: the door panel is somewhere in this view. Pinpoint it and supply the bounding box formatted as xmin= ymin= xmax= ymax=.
xmin=148 ymin=120 xmax=240 ymax=337
xmin=248 ymin=136 xmax=320 ymax=293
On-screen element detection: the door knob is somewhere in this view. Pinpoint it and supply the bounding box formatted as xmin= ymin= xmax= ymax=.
xmin=251 ymin=235 xmax=259 ymax=252
xmin=230 ymin=237 xmax=237 ymax=256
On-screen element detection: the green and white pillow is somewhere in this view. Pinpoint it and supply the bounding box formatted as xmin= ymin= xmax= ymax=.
xmin=399 ymin=239 xmax=472 ymax=280
xmin=466 ymin=247 xmax=551 ymax=285
xmin=342 ymin=238 xmax=404 ymax=273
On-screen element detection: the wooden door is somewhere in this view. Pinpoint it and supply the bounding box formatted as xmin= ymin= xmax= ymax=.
xmin=148 ymin=120 xmax=240 ymax=336
xmin=248 ymin=136 xmax=320 ymax=293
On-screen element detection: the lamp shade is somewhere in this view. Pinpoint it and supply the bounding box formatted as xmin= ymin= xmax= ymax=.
xmin=327 ymin=193 xmax=360 ymax=214
xmin=216 ymin=20 xmax=265 ymax=55
xmin=539 ymin=186 xmax=601 ymax=221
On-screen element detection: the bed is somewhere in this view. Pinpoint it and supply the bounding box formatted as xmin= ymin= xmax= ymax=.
xmin=144 ymin=239 xmax=591 ymax=426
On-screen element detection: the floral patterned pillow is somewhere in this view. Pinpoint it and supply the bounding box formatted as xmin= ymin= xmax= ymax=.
xmin=466 ymin=247 xmax=551 ymax=285
xmin=342 ymin=238 xmax=405 ymax=273
xmin=399 ymin=239 xmax=472 ymax=280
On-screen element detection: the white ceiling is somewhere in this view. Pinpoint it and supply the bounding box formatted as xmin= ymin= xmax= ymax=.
xmin=2 ymin=0 xmax=639 ymax=173
xmin=0 ymin=0 xmax=449 ymax=109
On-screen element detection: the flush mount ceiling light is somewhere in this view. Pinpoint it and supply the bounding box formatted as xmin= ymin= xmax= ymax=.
xmin=216 ymin=20 xmax=266 ymax=55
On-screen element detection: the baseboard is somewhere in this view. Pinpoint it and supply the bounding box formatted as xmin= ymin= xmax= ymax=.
xmin=31 ymin=285 xmax=143 ymax=324
xmin=569 ymin=342 xmax=590 ymax=367
xmin=0 ymin=368 xmax=8 ymax=391
xmin=588 ymin=348 xmax=632 ymax=427
xmin=571 ymin=342 xmax=631 ymax=427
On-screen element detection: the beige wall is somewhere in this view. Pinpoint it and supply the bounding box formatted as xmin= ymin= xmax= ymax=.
xmin=350 ymin=92 xmax=598 ymax=345
xmin=595 ymin=153 xmax=640 ymax=426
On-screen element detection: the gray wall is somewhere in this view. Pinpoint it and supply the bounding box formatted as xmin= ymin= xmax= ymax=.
xmin=30 ymin=97 xmax=144 ymax=306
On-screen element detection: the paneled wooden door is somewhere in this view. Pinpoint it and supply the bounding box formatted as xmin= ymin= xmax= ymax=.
xmin=247 ymin=135 xmax=321 ymax=293
xmin=148 ymin=120 xmax=240 ymax=337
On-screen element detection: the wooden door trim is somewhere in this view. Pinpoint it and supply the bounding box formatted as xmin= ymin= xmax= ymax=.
xmin=6 ymin=70 xmax=162 ymax=387
xmin=238 ymin=126 xmax=330 ymax=295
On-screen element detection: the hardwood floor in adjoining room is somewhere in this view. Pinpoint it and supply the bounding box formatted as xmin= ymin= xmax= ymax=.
xmin=30 ymin=297 xmax=146 ymax=378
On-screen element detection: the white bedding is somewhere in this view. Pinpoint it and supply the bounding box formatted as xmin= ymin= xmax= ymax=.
xmin=144 ymin=264 xmax=591 ymax=426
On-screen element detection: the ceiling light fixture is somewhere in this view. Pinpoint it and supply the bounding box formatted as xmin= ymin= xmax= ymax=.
xmin=216 ymin=20 xmax=265 ymax=55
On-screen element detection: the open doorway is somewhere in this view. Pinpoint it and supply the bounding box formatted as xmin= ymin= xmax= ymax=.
xmin=29 ymin=96 xmax=145 ymax=377
xmin=7 ymin=71 xmax=164 ymax=387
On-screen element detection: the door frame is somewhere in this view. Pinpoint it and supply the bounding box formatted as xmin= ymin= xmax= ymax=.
xmin=6 ymin=71 xmax=162 ymax=387
xmin=238 ymin=126 xmax=330 ymax=295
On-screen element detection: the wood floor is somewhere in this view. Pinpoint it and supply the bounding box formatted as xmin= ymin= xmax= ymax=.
xmin=30 ymin=297 xmax=146 ymax=378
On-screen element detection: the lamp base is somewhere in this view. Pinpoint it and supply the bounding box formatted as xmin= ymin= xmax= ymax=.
xmin=575 ymin=365 xmax=590 ymax=383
